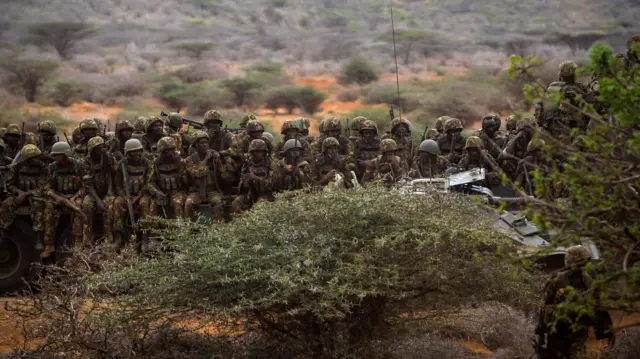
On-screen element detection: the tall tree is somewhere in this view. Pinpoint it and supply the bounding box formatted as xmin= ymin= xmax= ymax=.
xmin=0 ymin=57 xmax=59 ymax=102
xmin=27 ymin=22 xmax=96 ymax=60
xmin=380 ymin=30 xmax=435 ymax=65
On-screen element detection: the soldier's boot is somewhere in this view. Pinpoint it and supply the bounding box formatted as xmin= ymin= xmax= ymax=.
xmin=35 ymin=232 xmax=45 ymax=251
xmin=113 ymin=231 xmax=124 ymax=254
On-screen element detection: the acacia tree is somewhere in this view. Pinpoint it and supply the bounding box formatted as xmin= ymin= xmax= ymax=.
xmin=27 ymin=22 xmax=96 ymax=60
xmin=0 ymin=57 xmax=59 ymax=102
xmin=380 ymin=30 xmax=435 ymax=65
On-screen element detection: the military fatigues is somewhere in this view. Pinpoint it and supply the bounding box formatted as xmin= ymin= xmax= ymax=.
xmin=80 ymin=152 xmax=116 ymax=245
xmin=44 ymin=158 xmax=84 ymax=248
xmin=231 ymin=159 xmax=278 ymax=214
xmin=409 ymin=155 xmax=449 ymax=178
xmin=184 ymin=151 xmax=230 ymax=222
xmin=310 ymin=139 xmax=355 ymax=190
xmin=112 ymin=158 xmax=152 ymax=233
xmin=473 ymin=130 xmax=505 ymax=159
xmin=0 ymin=159 xmax=47 ymax=233
xmin=362 ymin=155 xmax=408 ymax=186
xmin=147 ymin=156 xmax=188 ymax=219
xmin=274 ymin=158 xmax=312 ymax=192
xmin=0 ymin=153 xmax=11 ymax=201
xmin=311 ymin=134 xmax=353 ymax=158
xmin=353 ymin=137 xmax=380 ymax=180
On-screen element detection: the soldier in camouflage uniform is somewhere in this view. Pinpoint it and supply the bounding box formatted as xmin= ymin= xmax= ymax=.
xmin=92 ymin=118 xmax=106 ymax=138
xmin=353 ymin=120 xmax=380 ymax=181
xmin=112 ymin=139 xmax=153 ymax=253
xmin=499 ymin=117 xmax=537 ymax=179
xmin=536 ymin=245 xmax=614 ymax=359
xmin=141 ymin=116 xmax=165 ymax=154
xmin=275 ymin=138 xmax=312 ymax=192
xmin=230 ymin=119 xmax=274 ymax=158
xmin=0 ymin=145 xmax=47 ymax=249
xmin=382 ymin=118 xmax=414 ymax=168
xmin=311 ymin=117 xmax=353 ymax=158
xmin=132 ymin=116 xmax=147 ymax=141
xmin=239 ymin=113 xmax=257 ymax=131
xmin=166 ymin=112 xmax=193 ymax=158
xmin=504 ymin=115 xmax=518 ymax=145
xmin=148 ymin=137 xmax=187 ymax=219
xmin=515 ymin=139 xmax=546 ymax=196
xmin=108 ymin=119 xmax=134 ymax=161
xmin=296 ymin=117 xmax=313 ymax=144
xmin=70 ymin=126 xmax=82 ymax=147
xmin=348 ymin=116 xmax=368 ymax=143
xmin=310 ymin=137 xmax=356 ymax=189
xmin=35 ymin=120 xmax=58 ymax=157
xmin=362 ymin=139 xmax=408 ymax=186
xmin=616 ymin=35 xmax=639 ymax=70
xmin=435 ymin=116 xmax=449 ymax=137
xmin=409 ymin=140 xmax=449 ymax=178
xmin=184 ymin=131 xmax=229 ymax=223
xmin=3 ymin=124 xmax=22 ymax=160
xmin=80 ymin=137 xmax=116 ymax=245
xmin=231 ymin=139 xmax=278 ymax=214
xmin=456 ymin=136 xmax=501 ymax=185
xmin=43 ymin=142 xmax=85 ymax=258
xmin=73 ymin=119 xmax=98 ymax=160
xmin=424 ymin=128 xmax=440 ymax=140
xmin=437 ymin=117 xmax=465 ymax=163
xmin=274 ymin=120 xmax=310 ymax=160
xmin=202 ymin=110 xmax=234 ymax=153
xmin=473 ymin=113 xmax=505 ymax=159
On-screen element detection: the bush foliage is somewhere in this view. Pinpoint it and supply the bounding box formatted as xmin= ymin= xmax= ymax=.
xmin=338 ymin=55 xmax=380 ymax=86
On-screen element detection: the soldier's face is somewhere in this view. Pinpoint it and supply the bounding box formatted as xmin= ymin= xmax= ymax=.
xmin=72 ymin=131 xmax=83 ymax=142
xmin=327 ymin=129 xmax=341 ymax=138
xmin=284 ymin=128 xmax=299 ymax=139
xmin=91 ymin=144 xmax=104 ymax=157
xmin=420 ymin=152 xmax=436 ymax=162
xmin=326 ymin=147 xmax=338 ymax=158
xmin=250 ymin=131 xmax=264 ymax=140
xmin=362 ymin=129 xmax=375 ymax=141
xmin=120 ymin=129 xmax=132 ymax=141
xmin=382 ymin=152 xmax=394 ymax=162
xmin=128 ymin=150 xmax=142 ymax=162
xmin=252 ymin=150 xmax=266 ymax=162
xmin=286 ymin=148 xmax=301 ymax=162
xmin=467 ymin=148 xmax=480 ymax=159
xmin=483 ymin=120 xmax=496 ymax=137
xmin=4 ymin=134 xmax=19 ymax=146
xmin=151 ymin=121 xmax=163 ymax=135
xmin=205 ymin=122 xmax=221 ymax=133
xmin=394 ymin=126 xmax=408 ymax=138
xmin=196 ymin=138 xmax=209 ymax=153
xmin=82 ymin=129 xmax=97 ymax=140
xmin=41 ymin=132 xmax=54 ymax=143
xmin=54 ymin=154 xmax=67 ymax=164
xmin=161 ymin=148 xmax=176 ymax=160
xmin=448 ymin=129 xmax=462 ymax=139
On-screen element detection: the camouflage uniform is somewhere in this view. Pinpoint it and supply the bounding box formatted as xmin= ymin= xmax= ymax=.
xmin=231 ymin=139 xmax=278 ymax=214
xmin=310 ymin=137 xmax=356 ymax=189
xmin=362 ymin=139 xmax=408 ymax=186
xmin=107 ymin=120 xmax=134 ymax=161
xmin=73 ymin=119 xmax=98 ymax=160
xmin=536 ymin=246 xmax=613 ymax=359
xmin=424 ymin=128 xmax=440 ymax=140
xmin=147 ymin=137 xmax=188 ymax=218
xmin=275 ymin=139 xmax=313 ymax=192
xmin=141 ymin=116 xmax=165 ymax=154
xmin=499 ymin=118 xmax=537 ymax=179
xmin=311 ymin=117 xmax=353 ymax=158
xmin=132 ymin=116 xmax=147 ymax=141
xmin=409 ymin=140 xmax=449 ymax=178
xmin=348 ymin=116 xmax=368 ymax=143
xmin=43 ymin=142 xmax=85 ymax=256
xmin=504 ymin=115 xmax=518 ymax=145
xmin=515 ymin=139 xmax=555 ymax=197
xmin=437 ymin=118 xmax=465 ymax=163
xmin=0 ymin=145 xmax=47 ymax=249
xmin=3 ymin=124 xmax=22 ymax=160
xmin=435 ymin=116 xmax=449 ymax=136
xmin=184 ymin=131 xmax=229 ymax=222
xmin=381 ymin=118 xmax=414 ymax=168
xmin=0 ymin=139 xmax=12 ymax=200
xmin=228 ymin=120 xmax=274 ymax=159
xmin=199 ymin=110 xmax=234 ymax=153
xmin=80 ymin=137 xmax=116 ymax=245
xmin=70 ymin=126 xmax=82 ymax=147
xmin=353 ymin=120 xmax=381 ymax=180
xmin=457 ymin=136 xmax=501 ymax=185
xmin=274 ymin=120 xmax=311 ymax=160
xmin=238 ymin=113 xmax=257 ymax=131
xmin=616 ymin=35 xmax=640 ymax=70
xmin=35 ymin=120 xmax=58 ymax=156
xmin=166 ymin=112 xmax=193 ymax=158
xmin=473 ymin=113 xmax=505 ymax=159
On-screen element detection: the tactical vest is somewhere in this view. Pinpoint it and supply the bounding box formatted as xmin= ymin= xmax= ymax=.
xmin=86 ymin=156 xmax=111 ymax=196
xmin=281 ymin=161 xmax=305 ymax=191
xmin=355 ymin=138 xmax=380 ymax=161
xmin=6 ymin=146 xmax=19 ymax=160
xmin=437 ymin=136 xmax=464 ymax=157
xmin=73 ymin=144 xmax=88 ymax=159
xmin=154 ymin=160 xmax=182 ymax=192
xmin=124 ymin=159 xmax=147 ymax=196
xmin=17 ymin=164 xmax=42 ymax=192
xmin=50 ymin=159 xmax=81 ymax=195
xmin=374 ymin=156 xmax=393 ymax=176
xmin=143 ymin=135 xmax=160 ymax=153
xmin=315 ymin=156 xmax=342 ymax=177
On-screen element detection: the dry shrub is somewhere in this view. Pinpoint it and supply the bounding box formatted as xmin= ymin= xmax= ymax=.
xmin=70 ymin=54 xmax=108 ymax=73
xmin=0 ymin=88 xmax=24 ymax=109
xmin=337 ymin=88 xmax=360 ymax=102
xmin=170 ymin=61 xmax=229 ymax=83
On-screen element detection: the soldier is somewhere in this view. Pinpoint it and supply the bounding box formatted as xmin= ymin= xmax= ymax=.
xmin=108 ymin=120 xmax=134 ymax=161
xmin=499 ymin=118 xmax=537 ymax=179
xmin=43 ymin=142 xmax=85 ymax=258
xmin=514 ymin=139 xmax=547 ymax=196
xmin=349 ymin=116 xmax=368 ymax=143
xmin=0 ymin=145 xmax=47 ymax=249
xmin=310 ymin=137 xmax=356 ymax=189
xmin=262 ymin=132 xmax=274 ymax=145
xmin=382 ymin=118 xmax=414 ymax=168
xmin=93 ymin=118 xmax=106 ymax=138
xmin=229 ymin=119 xmax=274 ymax=158
xmin=184 ymin=131 xmax=228 ymax=223
xmin=424 ymin=128 xmax=440 ymax=140
xmin=504 ymin=115 xmax=518 ymax=144
xmin=112 ymin=139 xmax=153 ymax=253
xmin=148 ymin=137 xmax=187 ymax=219
xmin=353 ymin=120 xmax=380 ymax=181
xmin=409 ymin=140 xmax=449 ymax=178
xmin=435 ymin=116 xmax=449 ymax=137
xmin=80 ymin=137 xmax=115 ymax=246
xmin=437 ymin=117 xmax=465 ymax=163
xmin=238 ymin=113 xmax=257 ymax=131
xmin=297 ymin=117 xmax=313 ymax=142
xmin=311 ymin=117 xmax=353 ymax=158
xmin=70 ymin=126 xmax=83 ymax=147
xmin=35 ymin=120 xmax=58 ymax=156
xmin=73 ymin=119 xmax=98 ymax=160
xmin=0 ymin=139 xmax=12 ymax=201
xmin=617 ymin=35 xmax=639 ymax=70
xmin=362 ymin=139 xmax=408 ymax=186
xmin=202 ymin=110 xmax=234 ymax=153
xmin=132 ymin=116 xmax=147 ymax=140
xmin=141 ymin=116 xmax=165 ymax=154
xmin=3 ymin=124 xmax=22 ymax=160
xmin=474 ymin=113 xmax=505 ymax=159
xmin=457 ymin=136 xmax=501 ymax=186
xmin=275 ymin=138 xmax=312 ymax=192
xmin=166 ymin=112 xmax=193 ymax=158
xmin=231 ymin=139 xmax=277 ymax=214
xmin=275 ymin=120 xmax=310 ymax=160
xmin=536 ymin=245 xmax=614 ymax=359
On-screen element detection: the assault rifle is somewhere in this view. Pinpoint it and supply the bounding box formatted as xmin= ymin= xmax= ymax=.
xmin=160 ymin=111 xmax=204 ymax=129
xmin=32 ymin=194 xmax=86 ymax=218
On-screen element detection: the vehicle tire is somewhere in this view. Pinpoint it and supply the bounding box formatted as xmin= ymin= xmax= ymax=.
xmin=0 ymin=218 xmax=39 ymax=293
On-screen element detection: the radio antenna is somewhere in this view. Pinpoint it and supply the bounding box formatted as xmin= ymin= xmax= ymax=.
xmin=389 ymin=3 xmax=401 ymax=120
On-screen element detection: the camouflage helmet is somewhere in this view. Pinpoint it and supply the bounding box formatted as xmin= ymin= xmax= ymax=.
xmin=435 ymin=116 xmax=449 ymax=133
xmin=324 ymin=117 xmax=342 ymax=132
xmin=527 ymin=138 xmax=546 ymax=153
xmin=360 ymin=120 xmax=378 ymax=134
xmin=246 ymin=120 xmax=265 ymax=133
xmin=318 ymin=118 xmax=329 ymax=134
xmin=204 ymin=110 xmax=223 ymax=125
xmin=134 ymin=117 xmax=148 ymax=132
xmin=157 ymin=137 xmax=177 ymax=152
xmin=80 ymin=118 xmax=98 ymax=131
xmin=281 ymin=120 xmax=299 ymax=135
xmin=564 ymin=245 xmax=590 ymax=267
xmin=5 ymin=124 xmax=21 ymax=136
xmin=0 ymin=138 xmax=4 ymax=148
xmin=444 ymin=118 xmax=463 ymax=132
xmin=505 ymin=115 xmax=518 ymax=131
xmin=145 ymin=116 xmax=163 ymax=133
xmin=516 ymin=117 xmax=537 ymax=133
xmin=390 ymin=118 xmax=412 ymax=133
xmin=351 ymin=116 xmax=368 ymax=132
xmin=93 ymin=118 xmax=104 ymax=132
xmin=322 ymin=137 xmax=340 ymax=153
xmin=20 ymin=144 xmax=42 ymax=162
xmin=124 ymin=139 xmax=143 ymax=154
xmin=37 ymin=120 xmax=57 ymax=135
xmin=482 ymin=113 xmax=500 ymax=129
xmin=425 ymin=128 xmax=439 ymax=140
xmin=191 ymin=130 xmax=209 ymax=142
xmin=88 ymin=136 xmax=105 ymax=152
xmin=248 ymin=139 xmax=267 ymax=153
xmin=283 ymin=138 xmax=303 ymax=153
xmin=465 ymin=136 xmax=483 ymax=149
xmin=239 ymin=113 xmax=257 ymax=128
xmin=558 ymin=60 xmax=578 ymax=77
xmin=419 ymin=139 xmax=439 ymax=155
xmin=167 ymin=112 xmax=182 ymax=128
xmin=380 ymin=138 xmax=398 ymax=153
xmin=24 ymin=132 xmax=36 ymax=145
xmin=115 ymin=120 xmax=134 ymax=133
xmin=50 ymin=141 xmax=72 ymax=157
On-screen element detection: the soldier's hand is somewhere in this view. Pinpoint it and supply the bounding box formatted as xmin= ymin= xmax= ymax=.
xmin=156 ymin=191 xmax=167 ymax=200
xmin=96 ymin=200 xmax=106 ymax=213
xmin=17 ymin=190 xmax=30 ymax=201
